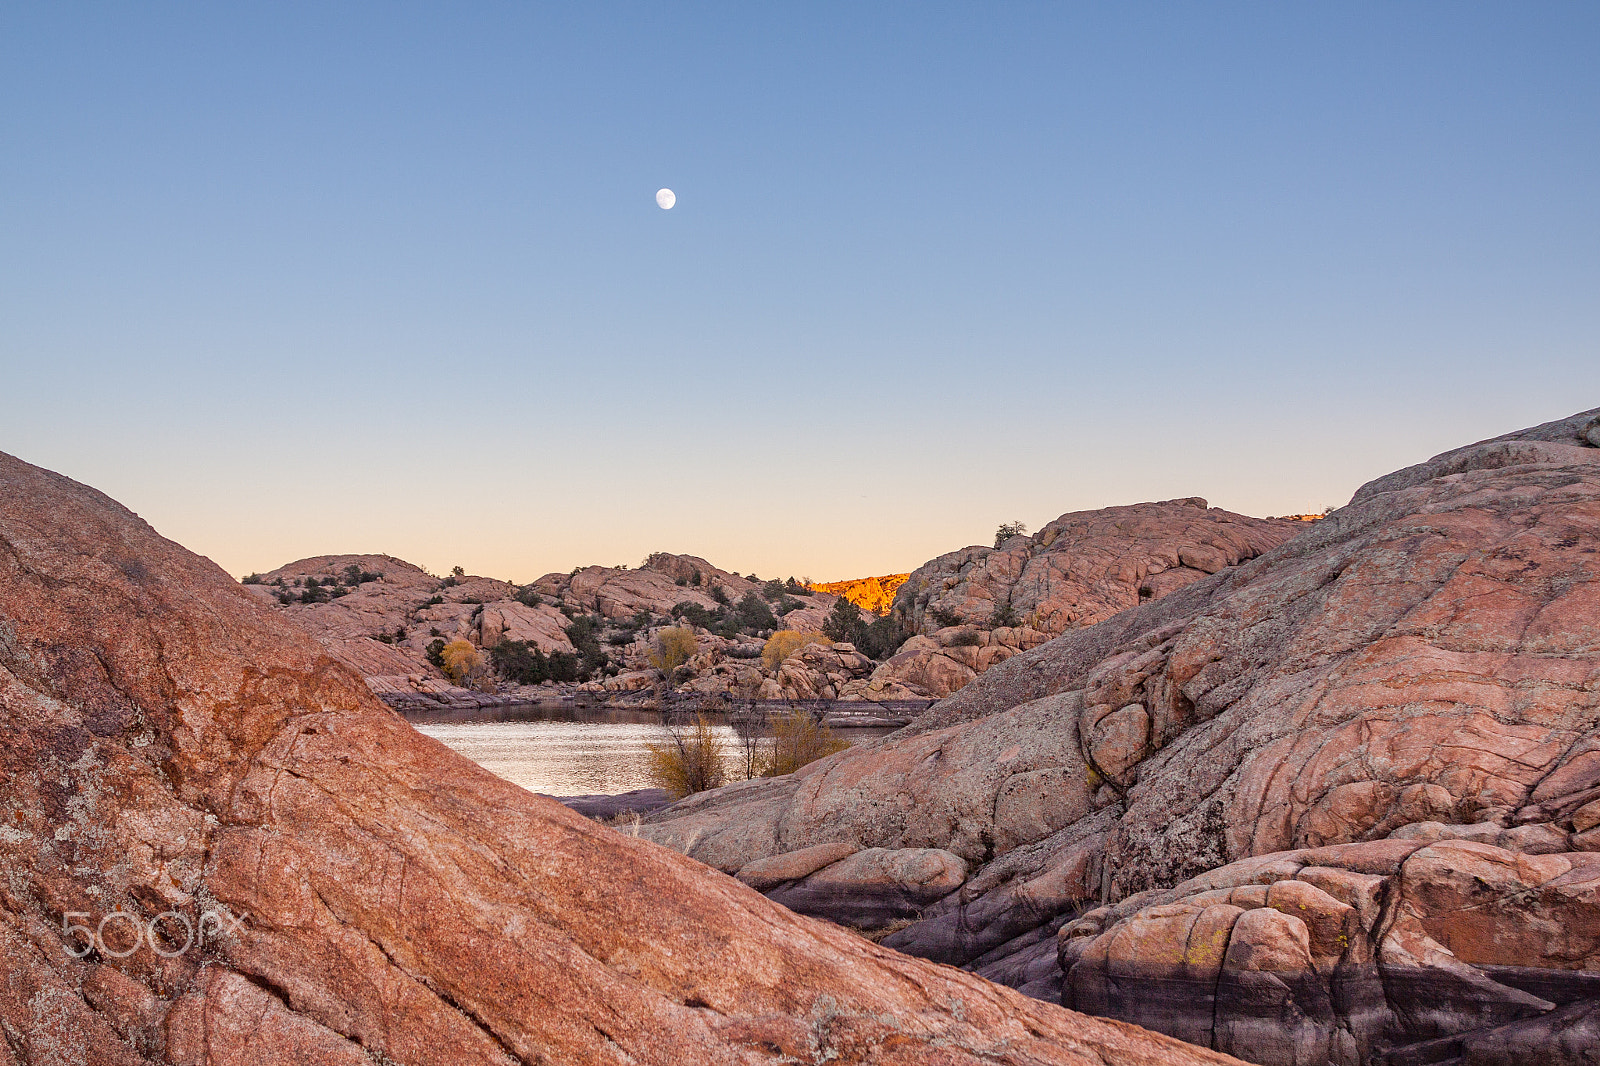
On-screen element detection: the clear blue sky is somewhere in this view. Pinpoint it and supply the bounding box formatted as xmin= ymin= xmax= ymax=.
xmin=3 ymin=3 xmax=1597 ymax=581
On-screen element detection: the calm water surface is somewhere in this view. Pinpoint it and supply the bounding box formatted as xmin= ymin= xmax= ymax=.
xmin=410 ymin=703 xmax=896 ymax=797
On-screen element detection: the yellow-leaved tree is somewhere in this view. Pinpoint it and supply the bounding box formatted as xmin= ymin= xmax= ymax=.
xmin=647 ymin=626 xmax=698 ymax=676
xmin=760 ymin=629 xmax=829 ymax=672
xmin=439 ymin=638 xmax=487 ymax=688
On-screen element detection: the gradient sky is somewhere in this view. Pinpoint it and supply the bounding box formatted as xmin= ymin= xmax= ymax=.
xmin=3 ymin=3 xmax=1597 ymax=583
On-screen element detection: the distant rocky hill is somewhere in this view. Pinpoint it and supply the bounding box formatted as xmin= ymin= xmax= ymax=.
xmin=243 ymin=551 xmax=874 ymax=708
xmin=807 ymin=573 xmax=910 ymax=614
xmin=248 ymin=503 xmax=1312 ymax=709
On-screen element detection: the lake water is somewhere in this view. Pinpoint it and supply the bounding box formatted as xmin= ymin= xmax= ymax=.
xmin=409 ymin=703 xmax=897 ymax=797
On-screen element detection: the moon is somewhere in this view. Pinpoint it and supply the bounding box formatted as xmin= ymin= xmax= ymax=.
xmin=655 ymin=188 xmax=676 ymax=210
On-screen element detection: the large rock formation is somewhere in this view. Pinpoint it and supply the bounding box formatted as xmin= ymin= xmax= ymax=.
xmin=861 ymin=501 xmax=1304 ymax=699
xmin=892 ymin=500 xmax=1304 ymax=635
xmin=0 ymin=451 xmax=1238 ymax=1063
xmin=642 ymin=408 xmax=1600 ymax=1064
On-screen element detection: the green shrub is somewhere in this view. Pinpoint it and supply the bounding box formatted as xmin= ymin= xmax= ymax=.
xmin=929 ymin=606 xmax=963 ymax=628
xmin=491 ymin=640 xmax=555 ymax=684
xmin=241 ymin=573 xmax=264 ymax=585
xmin=857 ymin=613 xmax=911 ymax=660
xmin=564 ymin=615 xmax=609 ymax=679
xmin=735 ymin=593 xmax=778 ymax=633
xmin=672 ymin=601 xmax=718 ymax=629
xmin=513 ymin=586 xmax=543 ymax=607
xmin=425 ymin=638 xmax=447 ymax=671
xmin=711 ymin=585 xmax=729 ymax=606
xmin=947 ymin=629 xmax=982 ymax=647
xmin=822 ymin=596 xmax=864 ymax=644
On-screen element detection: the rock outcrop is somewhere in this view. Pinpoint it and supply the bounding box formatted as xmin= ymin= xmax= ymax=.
xmin=859 ymin=501 xmax=1304 ymax=699
xmin=642 ymin=407 xmax=1600 ymax=1064
xmin=843 ymin=625 xmax=1053 ymax=700
xmin=0 ymin=450 xmax=1239 ymax=1064
xmin=891 ymin=500 xmax=1303 ymax=636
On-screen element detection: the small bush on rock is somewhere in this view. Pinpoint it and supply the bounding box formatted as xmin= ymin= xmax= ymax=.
xmin=993 ymin=520 xmax=1028 ymax=548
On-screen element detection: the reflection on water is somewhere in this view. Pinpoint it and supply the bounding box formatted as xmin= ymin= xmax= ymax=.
xmin=409 ymin=702 xmax=897 ymax=797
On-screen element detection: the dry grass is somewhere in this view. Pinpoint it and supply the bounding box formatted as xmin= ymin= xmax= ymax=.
xmin=762 ymin=709 xmax=850 ymax=777
xmin=824 ymin=917 xmax=919 ymax=943
xmin=646 ymin=713 xmax=727 ymax=798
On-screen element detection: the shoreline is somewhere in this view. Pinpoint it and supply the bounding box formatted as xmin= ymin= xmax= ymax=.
xmin=386 ymin=689 xmax=931 ymax=729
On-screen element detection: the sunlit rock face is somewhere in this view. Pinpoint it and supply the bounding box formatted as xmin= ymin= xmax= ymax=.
xmin=0 ymin=450 xmax=1236 ymax=1065
xmin=644 ymin=407 xmax=1600 ymax=1066
xmin=807 ymin=573 xmax=910 ymax=614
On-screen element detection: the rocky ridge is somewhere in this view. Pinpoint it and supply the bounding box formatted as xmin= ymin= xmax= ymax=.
xmin=855 ymin=501 xmax=1305 ymax=700
xmin=641 ymin=408 xmax=1600 ymax=1065
xmin=0 ymin=449 xmax=1238 ymax=1065
xmin=246 ymin=552 xmax=872 ymax=710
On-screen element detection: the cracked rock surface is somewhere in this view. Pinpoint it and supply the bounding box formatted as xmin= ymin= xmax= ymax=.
xmin=0 ymin=451 xmax=1239 ymax=1064
xmin=643 ymin=407 xmax=1600 ymax=1065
